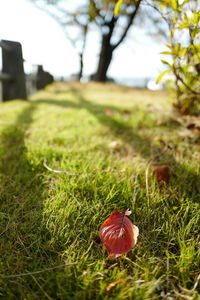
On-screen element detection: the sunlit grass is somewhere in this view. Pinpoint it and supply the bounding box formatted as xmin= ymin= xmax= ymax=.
xmin=0 ymin=82 xmax=199 ymax=299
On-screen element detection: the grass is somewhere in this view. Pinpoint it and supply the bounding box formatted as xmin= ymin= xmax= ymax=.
xmin=0 ymin=81 xmax=199 ymax=299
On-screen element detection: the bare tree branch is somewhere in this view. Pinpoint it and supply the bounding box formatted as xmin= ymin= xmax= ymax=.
xmin=112 ymin=0 xmax=143 ymax=50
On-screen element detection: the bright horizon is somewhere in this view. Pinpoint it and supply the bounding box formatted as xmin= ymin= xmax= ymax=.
xmin=0 ymin=0 xmax=166 ymax=80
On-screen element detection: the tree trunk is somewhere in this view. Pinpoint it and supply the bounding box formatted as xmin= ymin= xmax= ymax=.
xmin=77 ymin=53 xmax=83 ymax=81
xmin=93 ymin=43 xmax=113 ymax=82
xmin=77 ymin=24 xmax=88 ymax=81
xmin=93 ymin=15 xmax=116 ymax=82
xmin=93 ymin=0 xmax=142 ymax=82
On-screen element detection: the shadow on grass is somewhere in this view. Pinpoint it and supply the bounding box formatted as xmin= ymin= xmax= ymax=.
xmin=31 ymin=87 xmax=200 ymax=252
xmin=27 ymin=88 xmax=199 ymax=277
xmin=0 ymin=104 xmax=72 ymax=298
xmin=0 ymin=86 xmax=199 ymax=296
xmin=35 ymin=86 xmax=200 ymax=204
xmin=67 ymin=86 xmax=200 ymax=284
xmin=75 ymin=87 xmax=200 ymax=199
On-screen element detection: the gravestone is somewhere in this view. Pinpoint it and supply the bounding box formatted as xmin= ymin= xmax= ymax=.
xmin=1 ymin=40 xmax=27 ymax=101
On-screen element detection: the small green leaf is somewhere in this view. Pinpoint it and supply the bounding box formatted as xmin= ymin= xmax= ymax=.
xmin=175 ymin=43 xmax=181 ymax=53
xmin=172 ymin=13 xmax=178 ymax=24
xmin=161 ymin=51 xmax=173 ymax=55
xmin=161 ymin=60 xmax=171 ymax=66
xmin=184 ymin=12 xmax=189 ymax=21
xmin=114 ymin=0 xmax=124 ymax=15
xmin=178 ymin=22 xmax=190 ymax=29
xmin=165 ymin=44 xmax=174 ymax=50
xmin=193 ymin=12 xmax=200 ymax=24
xmin=159 ymin=3 xmax=165 ymax=11
xmin=171 ymin=0 xmax=178 ymax=10
xmin=156 ymin=69 xmax=171 ymax=84
xmin=179 ymin=47 xmax=187 ymax=57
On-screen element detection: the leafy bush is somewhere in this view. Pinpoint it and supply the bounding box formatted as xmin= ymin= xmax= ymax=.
xmin=156 ymin=0 xmax=200 ymax=114
xmin=115 ymin=0 xmax=200 ymax=114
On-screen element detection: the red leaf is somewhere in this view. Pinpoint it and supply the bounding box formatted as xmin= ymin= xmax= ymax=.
xmin=187 ymin=123 xmax=200 ymax=132
xmin=180 ymin=108 xmax=189 ymax=115
xmin=122 ymin=109 xmax=131 ymax=115
xmin=104 ymin=109 xmax=113 ymax=116
xmin=152 ymin=164 xmax=170 ymax=184
xmin=100 ymin=210 xmax=139 ymax=259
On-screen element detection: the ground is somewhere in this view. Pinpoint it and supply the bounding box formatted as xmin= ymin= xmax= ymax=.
xmin=0 ymin=82 xmax=199 ymax=299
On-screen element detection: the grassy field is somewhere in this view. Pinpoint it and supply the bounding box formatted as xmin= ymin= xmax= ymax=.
xmin=0 ymin=82 xmax=199 ymax=299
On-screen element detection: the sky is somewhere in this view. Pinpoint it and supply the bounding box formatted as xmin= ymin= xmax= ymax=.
xmin=0 ymin=0 xmax=166 ymax=80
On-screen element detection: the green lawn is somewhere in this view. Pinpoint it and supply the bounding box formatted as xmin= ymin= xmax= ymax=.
xmin=0 ymin=82 xmax=199 ymax=299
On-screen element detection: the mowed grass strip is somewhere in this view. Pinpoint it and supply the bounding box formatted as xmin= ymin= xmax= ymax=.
xmin=0 ymin=82 xmax=199 ymax=299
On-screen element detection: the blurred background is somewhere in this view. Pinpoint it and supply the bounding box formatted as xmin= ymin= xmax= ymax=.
xmin=0 ymin=0 xmax=169 ymax=99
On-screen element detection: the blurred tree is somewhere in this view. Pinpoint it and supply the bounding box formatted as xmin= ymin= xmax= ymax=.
xmin=116 ymin=0 xmax=200 ymax=113
xmin=29 ymin=0 xmax=144 ymax=82
xmin=29 ymin=0 xmax=90 ymax=80
xmin=89 ymin=0 xmax=142 ymax=81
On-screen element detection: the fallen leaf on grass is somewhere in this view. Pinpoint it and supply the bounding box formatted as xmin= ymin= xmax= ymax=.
xmin=187 ymin=123 xmax=196 ymax=130
xmin=153 ymin=137 xmax=166 ymax=146
xmin=104 ymin=109 xmax=114 ymax=116
xmin=156 ymin=117 xmax=181 ymax=127
xmin=194 ymin=126 xmax=200 ymax=132
xmin=122 ymin=109 xmax=131 ymax=115
xmin=100 ymin=209 xmax=139 ymax=259
xmin=156 ymin=119 xmax=167 ymax=126
xmin=106 ymin=280 xmax=123 ymax=291
xmin=180 ymin=108 xmax=189 ymax=115
xmin=187 ymin=123 xmax=200 ymax=132
xmin=152 ymin=165 xmax=170 ymax=184
xmin=153 ymin=137 xmax=174 ymax=150
xmin=108 ymin=141 xmax=122 ymax=151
